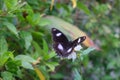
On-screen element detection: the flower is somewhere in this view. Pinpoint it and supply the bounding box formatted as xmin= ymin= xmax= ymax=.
xmin=67 ymin=51 xmax=77 ymax=61
xmin=74 ymin=45 xmax=83 ymax=51
xmin=67 ymin=45 xmax=83 ymax=61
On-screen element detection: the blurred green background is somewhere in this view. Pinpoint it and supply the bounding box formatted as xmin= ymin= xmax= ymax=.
xmin=0 ymin=0 xmax=120 ymax=80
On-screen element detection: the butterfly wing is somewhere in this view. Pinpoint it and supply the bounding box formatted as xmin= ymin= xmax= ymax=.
xmin=51 ymin=28 xmax=72 ymax=57
xmin=51 ymin=28 xmax=86 ymax=57
xmin=51 ymin=28 xmax=69 ymax=44
xmin=59 ymin=36 xmax=86 ymax=56
xmin=53 ymin=43 xmax=74 ymax=57
xmin=71 ymin=36 xmax=86 ymax=47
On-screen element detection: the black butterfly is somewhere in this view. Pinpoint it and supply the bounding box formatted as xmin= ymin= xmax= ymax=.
xmin=51 ymin=28 xmax=86 ymax=57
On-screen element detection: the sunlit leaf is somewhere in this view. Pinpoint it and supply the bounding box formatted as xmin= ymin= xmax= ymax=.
xmin=44 ymin=51 xmax=56 ymax=60
xmin=3 ymin=22 xmax=18 ymax=37
xmin=20 ymin=31 xmax=32 ymax=50
xmin=77 ymin=2 xmax=90 ymax=15
xmin=15 ymin=55 xmax=35 ymax=63
xmin=43 ymin=39 xmax=48 ymax=54
xmin=0 ymin=36 xmax=8 ymax=54
xmin=0 ymin=52 xmax=14 ymax=67
xmin=39 ymin=18 xmax=51 ymax=26
xmin=4 ymin=0 xmax=18 ymax=10
xmin=73 ymin=68 xmax=82 ymax=80
xmin=45 ymin=62 xmax=59 ymax=71
xmin=22 ymin=61 xmax=33 ymax=69
xmin=81 ymin=47 xmax=95 ymax=56
xmin=32 ymin=31 xmax=44 ymax=37
xmin=15 ymin=55 xmax=36 ymax=69
xmin=80 ymin=47 xmax=95 ymax=60
xmin=27 ymin=13 xmax=40 ymax=26
xmin=1 ymin=71 xmax=14 ymax=80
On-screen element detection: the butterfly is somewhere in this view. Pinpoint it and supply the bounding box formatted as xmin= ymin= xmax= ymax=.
xmin=51 ymin=28 xmax=86 ymax=58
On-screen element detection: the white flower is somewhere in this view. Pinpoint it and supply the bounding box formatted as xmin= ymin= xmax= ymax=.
xmin=67 ymin=52 xmax=76 ymax=61
xmin=74 ymin=45 xmax=82 ymax=51
xmin=67 ymin=45 xmax=83 ymax=61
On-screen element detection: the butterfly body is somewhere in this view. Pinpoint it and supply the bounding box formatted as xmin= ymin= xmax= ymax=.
xmin=53 ymin=42 xmax=74 ymax=57
xmin=51 ymin=28 xmax=86 ymax=58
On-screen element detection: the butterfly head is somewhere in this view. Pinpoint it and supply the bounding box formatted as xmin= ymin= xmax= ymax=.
xmin=52 ymin=28 xmax=62 ymax=37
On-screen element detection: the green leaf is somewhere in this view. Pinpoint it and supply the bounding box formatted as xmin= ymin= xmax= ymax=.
xmin=32 ymin=31 xmax=44 ymax=37
xmin=4 ymin=0 xmax=18 ymax=10
xmin=3 ymin=22 xmax=18 ymax=37
xmin=15 ymin=55 xmax=35 ymax=64
xmin=0 ymin=36 xmax=8 ymax=54
xmin=107 ymin=59 xmax=116 ymax=69
xmin=27 ymin=13 xmax=40 ymax=26
xmin=44 ymin=51 xmax=56 ymax=60
xmin=22 ymin=61 xmax=33 ymax=69
xmin=6 ymin=60 xmax=21 ymax=73
xmin=73 ymin=68 xmax=83 ymax=80
xmin=39 ymin=18 xmax=51 ymax=26
xmin=20 ymin=31 xmax=32 ymax=50
xmin=0 ymin=52 xmax=14 ymax=67
xmin=94 ymin=4 xmax=109 ymax=14
xmin=32 ymin=41 xmax=44 ymax=56
xmin=1 ymin=71 xmax=14 ymax=80
xmin=80 ymin=47 xmax=95 ymax=60
xmin=77 ymin=2 xmax=90 ymax=15
xmin=43 ymin=39 xmax=48 ymax=54
xmin=51 ymin=73 xmax=64 ymax=79
xmin=45 ymin=62 xmax=59 ymax=71
xmin=15 ymin=55 xmax=36 ymax=69
xmin=81 ymin=47 xmax=95 ymax=56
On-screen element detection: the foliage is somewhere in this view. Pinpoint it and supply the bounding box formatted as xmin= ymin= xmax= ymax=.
xmin=0 ymin=0 xmax=120 ymax=80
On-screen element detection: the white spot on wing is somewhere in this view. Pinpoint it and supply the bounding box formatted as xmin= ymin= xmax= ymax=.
xmin=78 ymin=38 xmax=81 ymax=43
xmin=58 ymin=44 xmax=63 ymax=50
xmin=67 ymin=48 xmax=72 ymax=53
xmin=56 ymin=33 xmax=62 ymax=36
